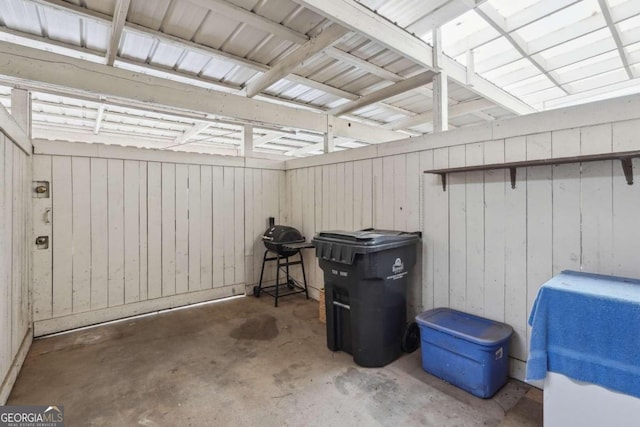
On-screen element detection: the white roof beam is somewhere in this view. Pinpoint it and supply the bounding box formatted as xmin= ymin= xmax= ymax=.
xmin=406 ymin=0 xmax=483 ymax=38
xmin=245 ymin=24 xmax=348 ymax=98
xmin=293 ymin=0 xmax=534 ymax=114
xmin=384 ymin=98 xmax=493 ymax=130
xmin=286 ymin=74 xmax=359 ymax=101
xmin=475 ymin=4 xmax=569 ymax=94
xmin=286 ymin=136 xmax=357 ymax=156
xmin=116 ymin=58 xmax=241 ymax=93
xmin=125 ymin=24 xmax=268 ymax=72
xmin=329 ymin=71 xmax=436 ymax=116
xmin=377 ymin=102 xmax=418 ymax=117
xmin=30 ymin=0 xmax=110 ymax=21
xmin=598 ymin=0 xmax=634 ymax=79
xmin=27 ymin=0 xmax=356 ymax=101
xmin=0 ymin=42 xmax=404 ymax=143
xmin=293 ymin=0 xmax=434 ymax=69
xmin=286 ymin=142 xmax=323 ymax=156
xmin=186 ymin=0 xmax=308 ymax=44
xmin=0 ymin=25 xmax=104 ymax=62
xmin=254 ymin=132 xmax=287 ymax=147
xmin=324 ymin=47 xmax=403 ymax=82
xmin=169 ymin=122 xmax=212 ymax=147
xmin=106 ymin=0 xmax=130 ymax=66
xmin=443 ymin=55 xmax=534 ymax=114
xmin=471 ymin=111 xmax=495 ymax=121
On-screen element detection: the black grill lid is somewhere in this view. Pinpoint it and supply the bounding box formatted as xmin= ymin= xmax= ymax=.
xmin=262 ymin=224 xmax=305 ymax=256
xmin=263 ymin=225 xmax=305 ymax=244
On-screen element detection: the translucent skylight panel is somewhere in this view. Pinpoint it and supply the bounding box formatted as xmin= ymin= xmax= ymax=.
xmin=150 ymin=42 xmax=185 ymax=68
xmin=521 ymin=86 xmax=566 ymax=107
xmin=200 ymin=58 xmax=241 ymax=81
xmin=356 ymin=0 xmax=387 ymax=11
xmin=1 ymin=0 xmax=41 ymax=34
xmin=553 ymin=50 xmax=623 ymax=84
xmin=537 ymin=27 xmax=611 ymax=60
xmin=481 ymin=58 xmax=537 ymax=81
xmin=628 ymin=42 xmax=640 ymax=62
xmin=41 ymin=7 xmax=84 ymax=46
xmin=177 ymin=51 xmax=210 ymax=75
xmin=441 ymin=9 xmax=492 ymax=50
xmin=475 ymin=38 xmax=523 ymax=74
xmin=487 ymin=0 xmax=539 ymax=19
xmin=612 ymin=1 xmax=640 ymax=23
xmin=505 ymin=74 xmax=554 ymax=97
xmin=564 ymin=68 xmax=629 ymax=93
xmin=474 ymin=37 xmax=518 ymax=63
xmin=84 ymin=21 xmax=110 ymax=52
xmin=608 ymin=0 xmax=630 ymax=7
xmin=515 ymin=0 xmax=601 ymax=42
xmin=618 ymin=13 xmax=640 ymax=32
xmin=119 ymin=32 xmax=156 ymax=62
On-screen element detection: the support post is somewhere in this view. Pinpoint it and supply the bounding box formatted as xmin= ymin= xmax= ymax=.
xmin=241 ymin=124 xmax=253 ymax=157
xmin=466 ymin=50 xmax=475 ymax=87
xmin=432 ymin=28 xmax=448 ymax=132
xmin=324 ymin=116 xmax=334 ymax=153
xmin=11 ymin=88 xmax=32 ymax=138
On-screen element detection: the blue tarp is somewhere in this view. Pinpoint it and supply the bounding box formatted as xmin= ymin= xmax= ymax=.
xmin=526 ymin=270 xmax=640 ymax=398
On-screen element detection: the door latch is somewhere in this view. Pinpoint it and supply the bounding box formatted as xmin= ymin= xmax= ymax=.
xmin=35 ymin=236 xmax=49 ymax=249
xmin=33 ymin=181 xmax=49 ymax=198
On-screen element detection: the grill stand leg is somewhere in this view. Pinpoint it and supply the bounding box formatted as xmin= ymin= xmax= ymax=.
xmin=256 ymin=248 xmax=310 ymax=306
xmin=286 ymin=256 xmax=290 ymax=286
xmin=299 ymin=251 xmax=309 ymax=300
xmin=275 ymin=253 xmax=280 ymax=307
xmin=256 ymin=249 xmax=269 ymax=297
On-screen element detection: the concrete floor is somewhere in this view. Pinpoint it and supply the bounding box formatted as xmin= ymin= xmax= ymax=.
xmin=9 ymin=295 xmax=542 ymax=426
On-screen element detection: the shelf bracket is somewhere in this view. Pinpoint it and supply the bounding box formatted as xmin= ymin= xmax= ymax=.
xmin=509 ymin=167 xmax=517 ymax=189
xmin=621 ymin=158 xmax=634 ymax=185
xmin=439 ymin=173 xmax=447 ymax=191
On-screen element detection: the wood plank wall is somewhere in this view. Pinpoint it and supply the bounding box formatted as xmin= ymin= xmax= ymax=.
xmin=0 ymin=131 xmax=31 ymax=403
xmin=32 ymin=153 xmax=285 ymax=336
xmin=285 ymin=157 xmax=425 ymax=318
xmin=286 ymin=118 xmax=640 ymax=380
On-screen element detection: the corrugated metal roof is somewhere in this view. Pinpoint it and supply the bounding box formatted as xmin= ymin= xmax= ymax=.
xmin=0 ymin=0 xmax=637 ymax=157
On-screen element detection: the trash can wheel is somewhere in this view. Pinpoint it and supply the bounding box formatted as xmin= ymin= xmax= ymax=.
xmin=253 ymin=286 xmax=260 ymax=297
xmin=401 ymin=322 xmax=420 ymax=353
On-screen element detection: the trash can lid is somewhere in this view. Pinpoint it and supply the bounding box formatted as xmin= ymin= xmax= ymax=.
xmin=416 ymin=308 xmax=513 ymax=346
xmin=313 ymin=229 xmax=420 ymax=246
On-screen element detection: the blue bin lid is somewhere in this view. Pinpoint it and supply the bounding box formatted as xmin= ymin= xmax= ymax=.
xmin=416 ymin=308 xmax=513 ymax=346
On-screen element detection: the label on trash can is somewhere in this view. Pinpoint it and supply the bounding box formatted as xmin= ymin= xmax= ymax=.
xmin=386 ymin=258 xmax=408 ymax=280
xmin=331 ymin=269 xmax=348 ymax=277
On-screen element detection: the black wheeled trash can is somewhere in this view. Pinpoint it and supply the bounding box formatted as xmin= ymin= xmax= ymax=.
xmin=312 ymin=229 xmax=420 ymax=367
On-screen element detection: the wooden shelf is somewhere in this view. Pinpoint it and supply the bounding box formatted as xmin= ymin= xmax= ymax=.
xmin=424 ymin=151 xmax=640 ymax=191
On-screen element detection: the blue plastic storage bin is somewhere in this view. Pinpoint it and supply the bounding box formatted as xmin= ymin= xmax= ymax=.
xmin=416 ymin=308 xmax=513 ymax=398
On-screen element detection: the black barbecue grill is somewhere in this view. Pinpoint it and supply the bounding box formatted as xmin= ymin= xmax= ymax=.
xmin=262 ymin=225 xmax=305 ymax=257
xmin=253 ymin=218 xmax=313 ymax=307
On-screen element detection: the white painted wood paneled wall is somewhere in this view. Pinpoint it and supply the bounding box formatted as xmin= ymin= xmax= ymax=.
xmin=285 ymin=157 xmax=425 ymax=318
xmin=32 ymin=142 xmax=285 ymax=336
xmin=286 ymin=95 xmax=640 ymax=381
xmin=0 ymin=127 xmax=32 ymax=404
